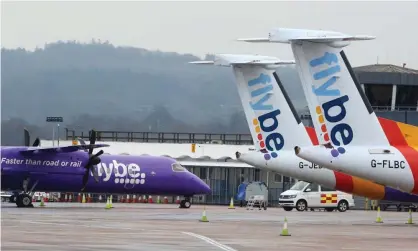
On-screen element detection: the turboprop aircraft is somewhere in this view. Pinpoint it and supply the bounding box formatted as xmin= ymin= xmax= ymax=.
xmin=1 ymin=130 xmax=211 ymax=208
xmin=189 ymin=54 xmax=418 ymax=212
xmin=237 ymin=28 xmax=418 ymax=195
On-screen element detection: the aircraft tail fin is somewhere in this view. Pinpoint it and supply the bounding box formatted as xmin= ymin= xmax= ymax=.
xmin=238 ymin=28 xmax=389 ymax=147
xmin=190 ymin=54 xmax=312 ymax=159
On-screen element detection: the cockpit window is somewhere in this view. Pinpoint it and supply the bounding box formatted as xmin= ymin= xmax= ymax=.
xmin=172 ymin=163 xmax=186 ymax=172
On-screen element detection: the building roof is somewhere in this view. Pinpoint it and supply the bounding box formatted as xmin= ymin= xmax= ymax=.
xmin=354 ymin=64 xmax=418 ymax=75
xmin=40 ymin=140 xmax=256 ymax=168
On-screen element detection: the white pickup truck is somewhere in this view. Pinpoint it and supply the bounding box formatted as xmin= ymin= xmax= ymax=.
xmin=278 ymin=181 xmax=355 ymax=212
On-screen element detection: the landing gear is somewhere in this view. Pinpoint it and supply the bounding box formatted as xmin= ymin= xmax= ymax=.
xmin=179 ymin=197 xmax=191 ymax=209
xmin=16 ymin=194 xmax=34 ymax=208
xmin=13 ymin=177 xmax=38 ymax=208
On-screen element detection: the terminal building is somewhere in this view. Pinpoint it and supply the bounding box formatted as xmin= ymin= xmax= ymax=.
xmin=55 ymin=63 xmax=417 ymax=209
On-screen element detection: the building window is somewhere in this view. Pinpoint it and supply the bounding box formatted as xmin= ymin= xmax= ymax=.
xmin=364 ymin=84 xmax=392 ymax=108
xmin=255 ymin=169 xmax=260 ymax=181
xmin=274 ymin=173 xmax=282 ymax=183
xmin=200 ymin=167 xmax=207 ymax=179
xmin=396 ymin=85 xmax=418 ymax=109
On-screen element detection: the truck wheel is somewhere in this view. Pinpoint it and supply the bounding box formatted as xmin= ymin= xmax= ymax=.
xmin=283 ymin=207 xmax=293 ymax=211
xmin=296 ymin=200 xmax=307 ymax=211
xmin=337 ymin=200 xmax=348 ymax=212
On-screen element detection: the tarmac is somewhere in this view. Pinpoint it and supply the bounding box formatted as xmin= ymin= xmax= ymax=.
xmin=1 ymin=202 xmax=418 ymax=251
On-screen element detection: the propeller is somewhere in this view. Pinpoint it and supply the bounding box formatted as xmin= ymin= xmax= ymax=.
xmin=80 ymin=129 xmax=104 ymax=191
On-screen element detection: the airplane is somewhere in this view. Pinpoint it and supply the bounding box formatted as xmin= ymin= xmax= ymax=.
xmin=1 ymin=130 xmax=211 ymax=208
xmin=189 ymin=54 xmax=418 ymax=212
xmin=237 ymin=27 xmax=418 ymax=195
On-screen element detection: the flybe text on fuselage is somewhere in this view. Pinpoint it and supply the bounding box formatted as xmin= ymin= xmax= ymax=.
xmin=95 ymin=160 xmax=146 ymax=185
xmin=248 ymin=73 xmax=284 ymax=160
xmin=309 ymin=52 xmax=353 ymax=157
xmin=1 ymin=156 xmax=146 ymax=186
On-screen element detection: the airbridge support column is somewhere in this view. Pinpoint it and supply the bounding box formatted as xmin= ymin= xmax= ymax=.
xmin=391 ymin=84 xmax=397 ymax=111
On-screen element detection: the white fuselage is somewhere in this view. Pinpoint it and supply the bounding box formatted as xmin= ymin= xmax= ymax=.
xmin=239 ymin=150 xmax=338 ymax=189
xmin=297 ymin=145 xmax=416 ymax=194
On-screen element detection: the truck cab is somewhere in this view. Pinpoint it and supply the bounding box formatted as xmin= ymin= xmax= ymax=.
xmin=278 ymin=181 xmax=355 ymax=212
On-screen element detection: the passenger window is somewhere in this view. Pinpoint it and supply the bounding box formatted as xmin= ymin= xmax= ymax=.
xmin=305 ymin=183 xmax=319 ymax=192
xmin=172 ymin=163 xmax=186 ymax=172
xmin=321 ymin=186 xmax=335 ymax=192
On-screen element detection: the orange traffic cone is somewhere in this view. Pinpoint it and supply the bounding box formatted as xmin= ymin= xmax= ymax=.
xmin=176 ymin=196 xmax=180 ymax=204
xmin=163 ymin=197 xmax=168 ymax=204
xmin=148 ymin=196 xmax=153 ymax=203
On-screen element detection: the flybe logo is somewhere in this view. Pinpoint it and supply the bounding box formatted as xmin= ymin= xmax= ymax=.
xmin=309 ymin=52 xmax=353 ymax=158
xmin=247 ymin=73 xmax=284 ymax=160
xmin=94 ymin=160 xmax=146 ymax=185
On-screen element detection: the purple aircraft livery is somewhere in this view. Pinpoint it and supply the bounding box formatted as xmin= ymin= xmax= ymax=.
xmin=1 ymin=130 xmax=211 ymax=208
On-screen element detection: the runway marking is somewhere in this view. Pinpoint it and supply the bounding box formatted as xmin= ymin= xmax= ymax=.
xmin=182 ymin=231 xmax=237 ymax=251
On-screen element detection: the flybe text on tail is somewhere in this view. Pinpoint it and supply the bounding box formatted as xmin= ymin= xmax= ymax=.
xmin=309 ymin=52 xmax=352 ymax=158
xmin=247 ymin=73 xmax=284 ymax=160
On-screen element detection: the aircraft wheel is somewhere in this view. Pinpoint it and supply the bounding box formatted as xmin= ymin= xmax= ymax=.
xmin=16 ymin=194 xmax=33 ymax=208
xmin=179 ymin=199 xmax=191 ymax=208
xmin=183 ymin=200 xmax=191 ymax=208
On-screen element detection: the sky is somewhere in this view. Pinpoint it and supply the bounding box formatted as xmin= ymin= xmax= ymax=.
xmin=2 ymin=0 xmax=418 ymax=69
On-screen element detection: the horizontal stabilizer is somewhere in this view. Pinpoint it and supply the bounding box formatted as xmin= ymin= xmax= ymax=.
xmin=237 ymin=28 xmax=375 ymax=44
xmin=189 ymin=54 xmax=295 ymax=67
xmin=19 ymin=144 xmax=110 ymax=155
xmin=236 ymin=38 xmax=271 ymax=43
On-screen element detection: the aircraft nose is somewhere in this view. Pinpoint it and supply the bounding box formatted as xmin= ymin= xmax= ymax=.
xmin=193 ymin=177 xmax=211 ymax=195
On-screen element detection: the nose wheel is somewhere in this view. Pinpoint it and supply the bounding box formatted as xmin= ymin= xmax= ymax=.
xmin=179 ymin=197 xmax=191 ymax=209
xmin=16 ymin=194 xmax=34 ymax=208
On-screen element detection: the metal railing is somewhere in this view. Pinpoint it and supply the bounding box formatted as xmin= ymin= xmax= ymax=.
xmin=65 ymin=128 xmax=253 ymax=145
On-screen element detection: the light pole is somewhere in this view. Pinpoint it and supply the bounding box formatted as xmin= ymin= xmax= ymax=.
xmin=46 ymin=117 xmax=63 ymax=146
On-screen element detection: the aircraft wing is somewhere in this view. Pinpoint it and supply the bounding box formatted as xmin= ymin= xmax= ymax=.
xmin=19 ymin=144 xmax=110 ymax=155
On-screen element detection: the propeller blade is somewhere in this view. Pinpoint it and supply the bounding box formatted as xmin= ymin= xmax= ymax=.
xmin=33 ymin=138 xmax=40 ymax=147
xmin=88 ymin=130 xmax=96 ymax=155
xmin=81 ymin=169 xmax=89 ymax=191
xmin=92 ymin=165 xmax=99 ymax=183
xmin=94 ymin=149 xmax=104 ymax=158
xmin=89 ymin=130 xmax=96 ymax=144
